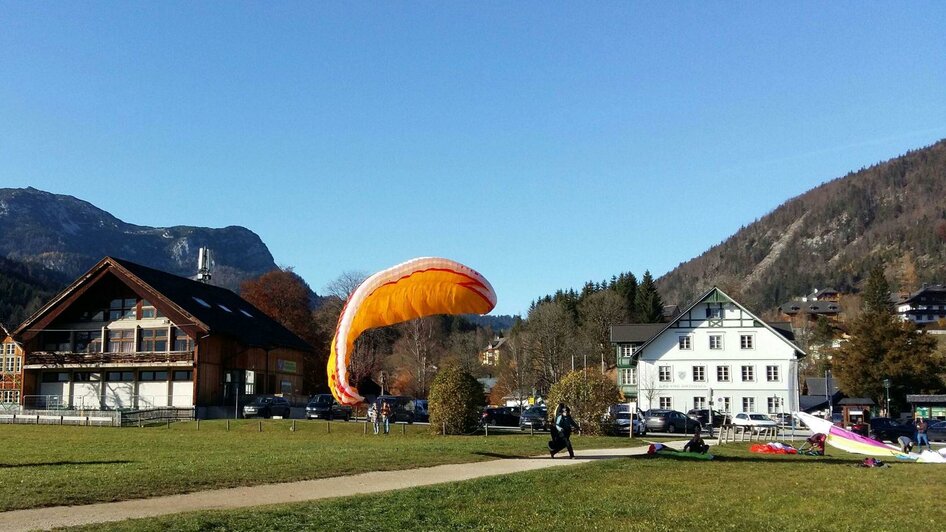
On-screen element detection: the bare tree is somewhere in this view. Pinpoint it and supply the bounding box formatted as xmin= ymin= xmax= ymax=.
xmin=525 ymin=300 xmax=577 ymax=394
xmin=389 ymin=317 xmax=442 ymax=398
xmin=578 ymin=290 xmax=629 ymax=372
xmin=640 ymin=371 xmax=660 ymax=411
xmin=324 ymin=270 xmax=368 ymax=300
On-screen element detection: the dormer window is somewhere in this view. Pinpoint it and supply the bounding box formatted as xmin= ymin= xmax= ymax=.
xmin=141 ymin=300 xmax=162 ymax=319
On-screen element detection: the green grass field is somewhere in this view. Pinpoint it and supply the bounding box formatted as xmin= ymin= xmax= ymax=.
xmin=0 ymin=420 xmax=640 ymax=511
xmin=71 ymin=444 xmax=946 ymax=532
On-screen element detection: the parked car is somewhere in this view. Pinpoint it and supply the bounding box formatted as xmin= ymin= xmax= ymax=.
xmin=519 ymin=405 xmax=549 ymax=431
xmin=414 ymin=399 xmax=429 ymax=422
xmin=732 ymin=412 xmax=778 ymax=433
xmin=375 ymin=395 xmax=416 ymax=423
xmin=482 ymin=406 xmax=520 ymax=427
xmin=243 ymin=395 xmax=291 ymax=419
xmin=928 ymin=420 xmax=946 ymax=442
xmin=644 ymin=409 xmax=701 ymax=433
xmin=305 ymin=394 xmax=352 ymax=421
xmin=772 ymin=413 xmax=795 ymax=427
xmin=610 ymin=411 xmax=647 ymax=436
xmin=866 ymin=417 xmax=918 ymax=443
xmin=686 ymin=409 xmax=726 ymax=428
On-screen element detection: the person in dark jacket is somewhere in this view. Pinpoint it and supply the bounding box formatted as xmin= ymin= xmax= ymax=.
xmin=683 ymin=428 xmax=709 ymax=454
xmin=550 ymin=405 xmax=578 ymax=458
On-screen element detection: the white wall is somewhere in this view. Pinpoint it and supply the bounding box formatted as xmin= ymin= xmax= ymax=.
xmin=636 ymin=301 xmax=799 ymax=415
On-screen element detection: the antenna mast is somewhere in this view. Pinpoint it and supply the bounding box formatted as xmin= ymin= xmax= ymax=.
xmin=197 ymin=247 xmax=213 ymax=283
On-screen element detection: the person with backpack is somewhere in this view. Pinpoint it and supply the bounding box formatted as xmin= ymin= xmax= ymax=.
xmin=550 ymin=404 xmax=578 ymax=458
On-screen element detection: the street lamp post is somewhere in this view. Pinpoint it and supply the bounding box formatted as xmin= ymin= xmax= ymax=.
xmin=883 ymin=378 xmax=891 ymax=417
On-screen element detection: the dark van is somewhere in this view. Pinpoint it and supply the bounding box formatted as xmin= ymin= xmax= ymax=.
xmin=376 ymin=395 xmax=416 ymax=424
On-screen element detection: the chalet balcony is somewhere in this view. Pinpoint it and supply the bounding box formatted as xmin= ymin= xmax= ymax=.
xmin=25 ymin=351 xmax=194 ymax=368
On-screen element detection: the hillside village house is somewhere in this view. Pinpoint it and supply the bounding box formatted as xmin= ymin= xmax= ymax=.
xmin=895 ymin=285 xmax=946 ymax=327
xmin=778 ymin=288 xmax=841 ymax=329
xmin=10 ymin=257 xmax=312 ymax=416
xmin=611 ymin=287 xmax=805 ymax=417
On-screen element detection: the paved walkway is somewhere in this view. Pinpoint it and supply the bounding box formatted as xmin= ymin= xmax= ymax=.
xmin=0 ymin=445 xmax=659 ymax=531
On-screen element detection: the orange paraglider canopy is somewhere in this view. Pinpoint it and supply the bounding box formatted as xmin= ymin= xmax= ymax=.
xmin=328 ymin=257 xmax=496 ymax=405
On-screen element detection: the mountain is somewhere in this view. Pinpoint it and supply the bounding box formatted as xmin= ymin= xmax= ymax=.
xmin=657 ymin=139 xmax=946 ymax=312
xmin=0 ymin=187 xmax=279 ymax=295
xmin=0 ymin=256 xmax=66 ymax=327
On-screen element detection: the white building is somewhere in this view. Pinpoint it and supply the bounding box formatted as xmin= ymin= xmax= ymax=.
xmin=611 ymin=287 xmax=805 ymax=417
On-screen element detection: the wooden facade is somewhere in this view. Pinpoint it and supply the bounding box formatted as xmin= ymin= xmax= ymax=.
xmin=11 ymin=257 xmax=311 ymax=412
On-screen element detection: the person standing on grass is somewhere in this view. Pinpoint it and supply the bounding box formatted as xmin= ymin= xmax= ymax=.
xmin=381 ymin=401 xmax=393 ymax=435
xmin=551 ymin=405 xmax=578 ymax=459
xmin=369 ymin=403 xmax=380 ymax=435
xmin=915 ymin=417 xmax=931 ymax=451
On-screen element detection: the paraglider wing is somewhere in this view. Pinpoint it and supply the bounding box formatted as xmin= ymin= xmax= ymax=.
xmin=328 ymin=257 xmax=497 ymax=405
xmin=795 ymin=412 xmax=910 ymax=459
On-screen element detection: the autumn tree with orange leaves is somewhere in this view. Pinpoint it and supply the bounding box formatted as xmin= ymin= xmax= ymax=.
xmin=241 ymin=268 xmax=326 ymax=393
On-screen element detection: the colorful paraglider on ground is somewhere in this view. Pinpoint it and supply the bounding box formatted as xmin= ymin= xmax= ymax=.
xmin=795 ymin=412 xmax=946 ymax=463
xmin=327 ymin=257 xmax=497 ymax=406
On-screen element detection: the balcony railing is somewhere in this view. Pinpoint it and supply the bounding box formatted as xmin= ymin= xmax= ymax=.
xmin=25 ymin=351 xmax=194 ymax=366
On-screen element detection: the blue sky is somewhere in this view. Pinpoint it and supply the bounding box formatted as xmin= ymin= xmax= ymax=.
xmin=2 ymin=3 xmax=945 ymax=316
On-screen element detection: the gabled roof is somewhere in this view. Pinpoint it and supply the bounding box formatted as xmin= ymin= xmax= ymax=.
xmin=14 ymin=256 xmax=312 ymax=352
xmin=618 ymin=286 xmax=806 ymax=358
xmin=610 ymin=323 xmax=666 ymax=343
xmin=896 ymin=285 xmax=946 ymax=305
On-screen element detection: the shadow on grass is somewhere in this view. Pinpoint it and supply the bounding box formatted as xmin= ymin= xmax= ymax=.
xmin=0 ymin=460 xmax=134 ymax=468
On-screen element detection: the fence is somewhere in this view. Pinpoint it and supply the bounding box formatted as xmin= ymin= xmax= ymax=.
xmin=0 ymin=410 xmax=120 ymax=426
xmin=121 ymin=407 xmax=196 ymax=427
xmin=23 ymin=394 xmax=194 ymax=411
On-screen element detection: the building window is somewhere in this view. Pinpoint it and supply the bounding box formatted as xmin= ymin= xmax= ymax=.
xmin=678 ymin=336 xmax=691 ymax=350
xmin=74 ymin=330 xmax=102 ymax=353
xmin=139 ymin=370 xmax=168 ymax=382
xmin=693 ymin=396 xmax=706 ymax=409
xmin=620 ymin=345 xmax=634 ymax=357
xmin=73 ymin=371 xmax=99 ymax=382
xmin=173 ymin=328 xmax=194 ymax=352
xmin=659 ymin=397 xmax=672 ymax=409
xmin=140 ymin=300 xmax=162 ymax=319
xmin=109 ymin=298 xmax=137 ymax=321
xmin=42 ymin=372 xmax=69 ymax=383
xmin=742 ymin=397 xmax=755 ymax=412
xmin=709 ymin=335 xmax=723 ymax=350
xmin=766 ymin=365 xmax=780 ymax=382
xmin=717 ymin=365 xmax=730 ymax=382
xmin=767 ymin=397 xmax=779 ymax=414
xmin=740 ymin=334 xmax=754 ymax=349
xmin=741 ymin=365 xmax=755 ymax=382
xmin=658 ymin=366 xmax=672 ymax=382
xmin=705 ymin=306 xmax=723 ymax=319
xmin=619 ymin=368 xmax=637 ymax=386
xmin=172 ymin=370 xmax=193 ymax=381
xmin=106 ymin=371 xmax=134 ymax=382
xmin=79 ymin=307 xmax=106 ymax=322
xmin=1 ymin=391 xmax=20 ymax=403
xmin=139 ymin=329 xmax=168 ymax=353
xmin=719 ymin=396 xmax=731 ymax=413
xmin=693 ymin=366 xmax=706 ymax=382
xmin=107 ymin=329 xmax=135 ymax=353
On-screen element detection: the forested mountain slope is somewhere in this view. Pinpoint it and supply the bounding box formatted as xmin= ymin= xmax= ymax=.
xmin=657 ymin=139 xmax=946 ymax=311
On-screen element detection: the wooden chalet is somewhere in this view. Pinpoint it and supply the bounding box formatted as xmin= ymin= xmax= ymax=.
xmin=12 ymin=257 xmax=312 ymax=414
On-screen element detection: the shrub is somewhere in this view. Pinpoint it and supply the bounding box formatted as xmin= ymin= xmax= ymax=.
xmin=546 ymin=369 xmax=621 ymax=436
xmin=428 ymin=365 xmax=485 ymax=435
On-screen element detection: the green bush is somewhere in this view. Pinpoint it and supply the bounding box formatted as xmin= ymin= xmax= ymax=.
xmin=428 ymin=365 xmax=485 ymax=435
xmin=546 ymin=369 xmax=621 ymax=436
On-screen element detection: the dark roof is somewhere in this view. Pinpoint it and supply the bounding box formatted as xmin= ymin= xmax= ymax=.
xmin=799 ymin=395 xmax=829 ymax=412
xmin=906 ymin=394 xmax=946 ymax=404
xmin=838 ymin=397 xmax=875 ymax=406
xmin=610 ymin=324 xmax=666 ymax=343
xmin=805 ymin=377 xmax=840 ymax=396
xmin=779 ymin=300 xmax=841 ymax=315
xmin=767 ymin=322 xmax=796 ymax=342
xmin=110 ymin=258 xmax=312 ymax=352
xmin=896 ymin=285 xmax=946 ymax=305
